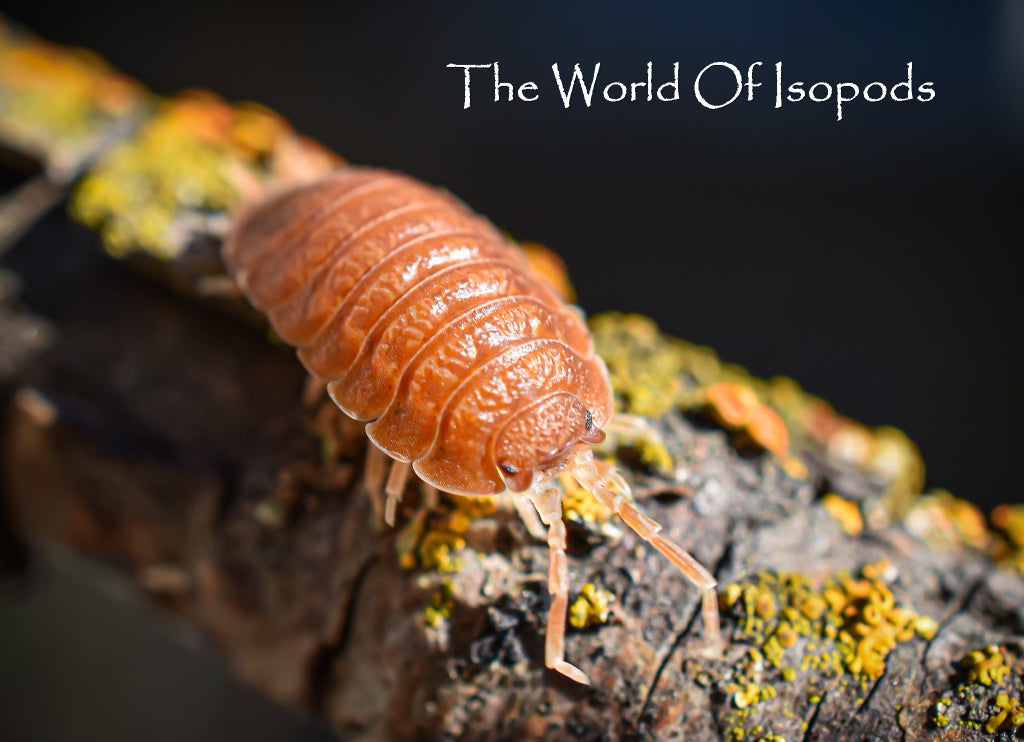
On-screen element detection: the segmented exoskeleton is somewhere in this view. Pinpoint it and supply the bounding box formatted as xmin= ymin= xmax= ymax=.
xmin=224 ymin=166 xmax=721 ymax=683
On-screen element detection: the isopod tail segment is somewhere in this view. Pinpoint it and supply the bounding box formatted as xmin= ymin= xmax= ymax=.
xmin=526 ymin=447 xmax=723 ymax=684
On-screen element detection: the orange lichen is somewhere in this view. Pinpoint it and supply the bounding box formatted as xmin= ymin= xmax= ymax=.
xmin=822 ymin=493 xmax=864 ymax=536
xmin=904 ymin=490 xmax=990 ymax=552
xmin=706 ymin=382 xmax=759 ymax=428
xmin=0 ymin=42 xmax=137 ymax=114
xmin=746 ymin=404 xmax=790 ymax=456
xmin=990 ymin=504 xmax=1024 ymax=571
xmin=797 ymin=398 xmax=924 ymax=520
xmin=520 ymin=242 xmax=577 ymax=303
xmin=704 ymin=382 xmax=790 ymax=456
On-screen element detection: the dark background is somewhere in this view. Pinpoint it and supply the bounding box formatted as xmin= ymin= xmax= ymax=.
xmin=4 ymin=0 xmax=1021 ymax=508
xmin=0 ymin=3 xmax=1021 ymax=740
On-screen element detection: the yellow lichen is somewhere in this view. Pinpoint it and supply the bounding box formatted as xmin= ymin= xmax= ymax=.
xmin=822 ymin=493 xmax=864 ymax=536
xmin=720 ymin=563 xmax=936 ymax=684
xmin=560 ymin=464 xmax=616 ymax=527
xmin=932 ymin=647 xmax=1024 ymax=734
xmin=590 ymin=313 xmax=721 ymax=418
xmin=70 ymin=90 xmax=338 ymax=258
xmin=395 ymin=494 xmax=499 ymax=573
xmin=445 ymin=496 xmax=498 ymax=535
xmin=732 ymin=683 xmax=760 ymax=709
xmin=589 ymin=313 xmax=923 ymax=514
xmin=0 ymin=25 xmax=145 ymax=175
xmin=616 ymin=434 xmax=674 ymax=477
xmin=964 ymin=645 xmax=1011 ymax=687
xmin=424 ymin=579 xmax=456 ymax=628
xmin=569 ymin=583 xmax=615 ymax=629
xmin=985 ymin=693 xmax=1024 ymax=734
xmin=415 ymin=530 xmax=465 ymax=573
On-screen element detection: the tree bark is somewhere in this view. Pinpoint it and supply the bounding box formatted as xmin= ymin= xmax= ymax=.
xmin=2 ymin=216 xmax=1022 ymax=742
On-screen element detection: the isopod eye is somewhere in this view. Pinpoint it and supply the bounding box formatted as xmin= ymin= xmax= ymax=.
xmin=585 ymin=409 xmax=593 ymax=431
xmin=498 ymin=461 xmax=533 ymax=491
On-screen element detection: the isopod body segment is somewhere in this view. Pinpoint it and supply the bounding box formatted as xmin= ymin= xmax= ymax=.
xmin=224 ymin=166 xmax=721 ymax=684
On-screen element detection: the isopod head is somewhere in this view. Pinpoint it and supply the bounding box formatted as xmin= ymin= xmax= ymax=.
xmin=491 ymin=392 xmax=608 ymax=492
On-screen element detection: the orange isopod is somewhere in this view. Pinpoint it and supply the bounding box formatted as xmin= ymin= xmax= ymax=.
xmin=223 ymin=166 xmax=721 ymax=683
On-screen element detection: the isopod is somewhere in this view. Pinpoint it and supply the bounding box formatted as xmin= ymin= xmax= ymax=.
xmin=223 ymin=166 xmax=721 ymax=684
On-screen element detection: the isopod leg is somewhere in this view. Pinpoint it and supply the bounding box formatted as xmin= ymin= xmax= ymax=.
xmin=569 ymin=448 xmax=722 ymax=653
xmin=513 ymin=494 xmax=548 ymax=541
xmin=605 ymin=413 xmax=673 ymax=469
xmin=527 ymin=483 xmax=591 ymax=685
xmin=420 ymin=482 xmax=440 ymax=511
xmin=364 ymin=441 xmax=388 ymax=519
xmin=604 ymin=412 xmax=664 ymax=441
xmin=302 ymin=376 xmax=328 ymax=407
xmin=384 ymin=460 xmax=411 ymax=526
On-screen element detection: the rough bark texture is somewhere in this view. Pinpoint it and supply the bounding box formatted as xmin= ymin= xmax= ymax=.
xmin=2 ymin=217 xmax=1023 ymax=742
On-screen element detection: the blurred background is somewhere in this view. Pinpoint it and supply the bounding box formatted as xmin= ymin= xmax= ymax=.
xmin=3 ymin=0 xmax=1021 ymax=506
xmin=5 ymin=0 xmax=1019 ymax=507
xmin=0 ymin=1 xmax=1020 ymax=739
